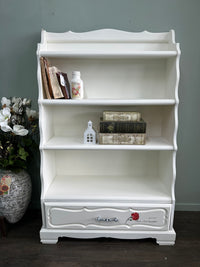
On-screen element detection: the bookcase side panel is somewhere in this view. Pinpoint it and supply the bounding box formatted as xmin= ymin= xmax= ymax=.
xmin=37 ymin=49 xmax=43 ymax=100
xmin=165 ymin=58 xmax=177 ymax=99
xmin=40 ymin=106 xmax=54 ymax=144
xmin=158 ymin=151 xmax=173 ymax=198
xmin=169 ymin=151 xmax=177 ymax=229
xmin=161 ymin=106 xmax=175 ymax=146
xmin=41 ymin=150 xmax=56 ymax=199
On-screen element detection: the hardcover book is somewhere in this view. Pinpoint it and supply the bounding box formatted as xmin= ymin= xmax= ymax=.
xmin=103 ymin=111 xmax=141 ymax=122
xmin=40 ymin=57 xmax=51 ymax=99
xmin=48 ymin=66 xmax=64 ymax=99
xmin=99 ymin=133 xmax=146 ymax=145
xmin=100 ymin=119 xmax=146 ymax=133
xmin=56 ymin=72 xmax=71 ymax=99
xmin=43 ymin=57 xmax=54 ymax=99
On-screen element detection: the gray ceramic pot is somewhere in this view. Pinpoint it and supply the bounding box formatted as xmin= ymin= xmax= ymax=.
xmin=0 ymin=169 xmax=32 ymax=223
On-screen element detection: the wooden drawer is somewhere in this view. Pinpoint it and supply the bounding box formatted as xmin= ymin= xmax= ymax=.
xmin=45 ymin=203 xmax=171 ymax=231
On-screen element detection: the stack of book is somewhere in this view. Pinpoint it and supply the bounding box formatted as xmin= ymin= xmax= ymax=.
xmin=40 ymin=57 xmax=71 ymax=99
xmin=99 ymin=111 xmax=146 ymax=145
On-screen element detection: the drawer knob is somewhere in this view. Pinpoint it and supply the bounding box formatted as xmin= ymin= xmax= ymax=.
xmin=96 ymin=216 xmax=118 ymax=222
xmin=131 ymin=212 xmax=139 ymax=220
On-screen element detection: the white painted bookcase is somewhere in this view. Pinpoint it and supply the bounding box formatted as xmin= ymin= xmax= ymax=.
xmin=37 ymin=29 xmax=180 ymax=245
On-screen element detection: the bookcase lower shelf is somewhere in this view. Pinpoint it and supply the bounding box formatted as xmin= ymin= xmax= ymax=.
xmin=40 ymin=175 xmax=175 ymax=244
xmin=44 ymin=174 xmax=171 ymax=203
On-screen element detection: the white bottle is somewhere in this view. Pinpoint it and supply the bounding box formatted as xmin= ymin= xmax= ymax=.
xmin=71 ymin=71 xmax=84 ymax=99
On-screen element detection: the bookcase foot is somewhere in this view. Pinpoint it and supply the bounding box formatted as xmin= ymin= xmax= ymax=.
xmin=156 ymin=229 xmax=176 ymax=245
xmin=40 ymin=228 xmax=58 ymax=244
xmin=156 ymin=240 xmax=175 ymax=246
xmin=41 ymin=239 xmax=58 ymax=244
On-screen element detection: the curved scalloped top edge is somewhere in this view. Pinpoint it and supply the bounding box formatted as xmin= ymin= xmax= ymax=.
xmin=41 ymin=28 xmax=176 ymax=44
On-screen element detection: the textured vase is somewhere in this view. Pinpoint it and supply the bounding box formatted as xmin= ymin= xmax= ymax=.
xmin=0 ymin=169 xmax=32 ymax=223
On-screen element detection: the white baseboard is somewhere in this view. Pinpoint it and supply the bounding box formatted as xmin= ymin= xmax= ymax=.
xmin=175 ymin=203 xmax=200 ymax=211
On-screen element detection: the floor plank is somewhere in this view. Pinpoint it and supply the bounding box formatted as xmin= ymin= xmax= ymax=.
xmin=0 ymin=211 xmax=200 ymax=267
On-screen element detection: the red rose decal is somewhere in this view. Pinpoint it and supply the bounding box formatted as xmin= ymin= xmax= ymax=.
xmin=131 ymin=212 xmax=139 ymax=220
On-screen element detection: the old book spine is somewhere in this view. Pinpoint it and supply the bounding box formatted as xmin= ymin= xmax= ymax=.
xmin=43 ymin=57 xmax=54 ymax=99
xmin=100 ymin=120 xmax=146 ymax=133
xmin=99 ymin=133 xmax=146 ymax=145
xmin=48 ymin=66 xmax=64 ymax=99
xmin=56 ymin=72 xmax=71 ymax=99
xmin=103 ymin=111 xmax=141 ymax=121
xmin=40 ymin=57 xmax=51 ymax=99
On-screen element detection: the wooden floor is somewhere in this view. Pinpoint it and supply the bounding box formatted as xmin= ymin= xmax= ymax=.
xmin=0 ymin=211 xmax=200 ymax=267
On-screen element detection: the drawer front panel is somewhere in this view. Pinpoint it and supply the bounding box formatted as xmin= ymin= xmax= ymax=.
xmin=45 ymin=204 xmax=171 ymax=231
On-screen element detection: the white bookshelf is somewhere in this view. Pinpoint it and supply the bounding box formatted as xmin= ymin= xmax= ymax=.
xmin=37 ymin=29 xmax=180 ymax=245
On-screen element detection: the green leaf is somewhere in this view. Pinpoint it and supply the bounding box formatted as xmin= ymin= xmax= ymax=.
xmin=18 ymin=147 xmax=29 ymax=161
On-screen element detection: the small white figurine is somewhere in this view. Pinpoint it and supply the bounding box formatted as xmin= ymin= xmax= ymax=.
xmin=84 ymin=121 xmax=96 ymax=144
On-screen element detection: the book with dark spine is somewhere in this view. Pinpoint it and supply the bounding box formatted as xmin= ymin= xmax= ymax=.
xmin=56 ymin=72 xmax=71 ymax=99
xmin=100 ymin=119 xmax=146 ymax=133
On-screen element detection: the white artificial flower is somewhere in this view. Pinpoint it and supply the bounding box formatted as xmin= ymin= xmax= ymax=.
xmin=22 ymin=98 xmax=31 ymax=106
xmin=12 ymin=102 xmax=20 ymax=113
xmin=1 ymin=97 xmax=11 ymax=107
xmin=26 ymin=107 xmax=38 ymax=119
xmin=0 ymin=121 xmax=12 ymax=132
xmin=0 ymin=107 xmax=11 ymax=123
xmin=12 ymin=97 xmax=23 ymax=113
xmin=12 ymin=97 xmax=20 ymax=104
xmin=12 ymin=125 xmax=28 ymax=136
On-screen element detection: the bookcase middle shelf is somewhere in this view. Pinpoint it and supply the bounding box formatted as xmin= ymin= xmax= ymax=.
xmin=40 ymin=136 xmax=174 ymax=150
xmin=39 ymin=104 xmax=177 ymax=150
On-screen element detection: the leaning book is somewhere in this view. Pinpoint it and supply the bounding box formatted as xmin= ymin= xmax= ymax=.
xmin=99 ymin=133 xmax=146 ymax=145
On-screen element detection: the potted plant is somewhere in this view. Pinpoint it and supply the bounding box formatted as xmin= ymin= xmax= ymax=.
xmin=0 ymin=97 xmax=39 ymax=224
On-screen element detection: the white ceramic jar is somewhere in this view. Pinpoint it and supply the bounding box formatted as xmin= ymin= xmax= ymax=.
xmin=71 ymin=71 xmax=84 ymax=99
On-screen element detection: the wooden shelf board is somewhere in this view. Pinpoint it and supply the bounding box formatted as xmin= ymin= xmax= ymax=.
xmin=41 ymin=136 xmax=174 ymax=151
xmin=39 ymin=51 xmax=177 ymax=58
xmin=39 ymin=99 xmax=176 ymax=106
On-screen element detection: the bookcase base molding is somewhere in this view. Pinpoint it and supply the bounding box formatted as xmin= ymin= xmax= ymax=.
xmin=40 ymin=228 xmax=175 ymax=246
xmin=37 ymin=29 xmax=180 ymax=245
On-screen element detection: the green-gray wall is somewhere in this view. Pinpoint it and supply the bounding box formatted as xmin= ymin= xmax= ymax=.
xmin=0 ymin=0 xmax=199 ymax=210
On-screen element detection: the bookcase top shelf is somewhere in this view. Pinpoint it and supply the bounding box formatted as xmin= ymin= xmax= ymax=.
xmin=41 ymin=29 xmax=176 ymax=43
xmin=38 ymin=99 xmax=176 ymax=106
xmin=37 ymin=29 xmax=180 ymax=57
xmin=38 ymin=51 xmax=177 ymax=58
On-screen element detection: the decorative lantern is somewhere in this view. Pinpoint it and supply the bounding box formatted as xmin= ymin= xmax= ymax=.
xmin=84 ymin=121 xmax=96 ymax=144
